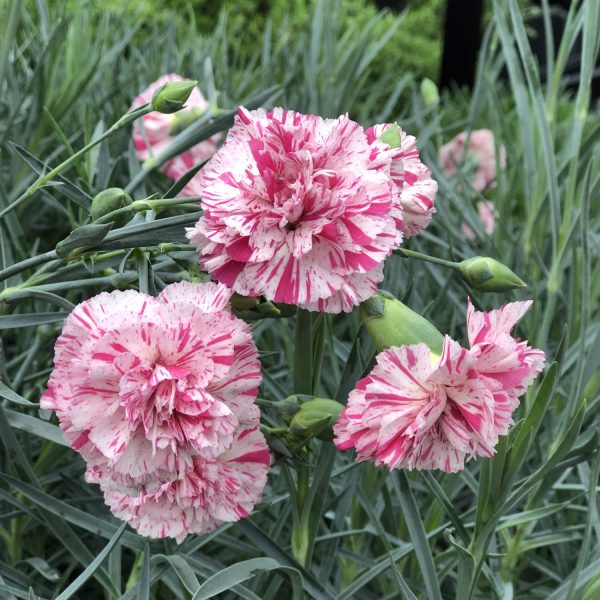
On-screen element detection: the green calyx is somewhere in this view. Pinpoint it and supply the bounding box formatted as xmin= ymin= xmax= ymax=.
xmin=360 ymin=291 xmax=444 ymax=353
xmin=458 ymin=256 xmax=527 ymax=292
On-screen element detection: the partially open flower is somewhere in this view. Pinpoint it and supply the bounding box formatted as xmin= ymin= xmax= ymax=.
xmin=187 ymin=107 xmax=404 ymax=313
xmin=131 ymin=74 xmax=218 ymax=190
xmin=334 ymin=299 xmax=544 ymax=473
xmin=366 ymin=122 xmax=438 ymax=238
xmin=41 ymin=281 xmax=269 ymax=541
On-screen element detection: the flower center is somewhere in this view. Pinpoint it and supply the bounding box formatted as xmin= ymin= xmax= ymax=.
xmin=118 ymin=361 xmax=237 ymax=455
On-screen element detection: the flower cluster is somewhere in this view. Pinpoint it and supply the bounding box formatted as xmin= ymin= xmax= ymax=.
xmin=41 ymin=282 xmax=269 ymax=541
xmin=186 ymin=107 xmax=438 ymax=312
xmin=37 ymin=91 xmax=543 ymax=543
xmin=334 ymin=300 xmax=545 ymax=472
xmin=131 ymin=74 xmax=218 ymax=193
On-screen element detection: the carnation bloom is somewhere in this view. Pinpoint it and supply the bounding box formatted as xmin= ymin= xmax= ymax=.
xmin=41 ymin=282 xmax=270 ymax=541
xmin=462 ymin=200 xmax=497 ymax=240
xmin=187 ymin=107 xmax=403 ymax=313
xmin=131 ymin=74 xmax=218 ymax=191
xmin=366 ymin=123 xmax=438 ymax=237
xmin=439 ymin=129 xmax=506 ymax=192
xmin=334 ymin=299 xmax=544 ymax=473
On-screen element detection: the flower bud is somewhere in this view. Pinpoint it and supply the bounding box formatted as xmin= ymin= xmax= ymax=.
xmin=276 ymin=395 xmax=303 ymax=423
xmin=289 ymin=398 xmax=345 ymax=441
xmin=90 ymin=188 xmax=133 ymax=227
xmin=360 ymin=291 xmax=444 ymax=353
xmin=458 ymin=256 xmax=527 ymax=292
xmin=55 ymin=223 xmax=113 ymax=261
xmin=151 ymin=80 xmax=197 ymax=114
xmin=420 ymin=77 xmax=440 ymax=107
xmin=230 ymin=293 xmax=260 ymax=311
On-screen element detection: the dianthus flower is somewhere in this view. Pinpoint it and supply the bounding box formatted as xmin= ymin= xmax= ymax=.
xmin=439 ymin=129 xmax=506 ymax=192
xmin=131 ymin=74 xmax=218 ymax=190
xmin=366 ymin=123 xmax=438 ymax=237
xmin=187 ymin=107 xmax=404 ymax=313
xmin=41 ymin=282 xmax=270 ymax=541
xmin=334 ymin=299 xmax=545 ymax=473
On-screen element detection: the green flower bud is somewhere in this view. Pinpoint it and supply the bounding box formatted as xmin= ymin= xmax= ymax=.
xmin=55 ymin=223 xmax=113 ymax=261
xmin=230 ymin=293 xmax=260 ymax=311
xmin=420 ymin=77 xmax=440 ymax=107
xmin=458 ymin=256 xmax=527 ymax=292
xmin=360 ymin=291 xmax=444 ymax=353
xmin=151 ymin=80 xmax=197 ymax=114
xmin=276 ymin=395 xmax=303 ymax=423
xmin=289 ymin=398 xmax=344 ymax=441
xmin=90 ymin=188 xmax=133 ymax=227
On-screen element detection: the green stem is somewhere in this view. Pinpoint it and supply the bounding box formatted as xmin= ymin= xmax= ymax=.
xmin=0 ymin=104 xmax=152 ymax=220
xmin=293 ymin=309 xmax=313 ymax=395
xmin=291 ymin=309 xmax=314 ymax=567
xmin=0 ymin=251 xmax=58 ymax=285
xmin=393 ymin=247 xmax=460 ymax=270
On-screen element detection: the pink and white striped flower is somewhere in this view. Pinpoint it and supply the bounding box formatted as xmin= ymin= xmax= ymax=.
xmin=41 ymin=281 xmax=269 ymax=541
xmin=187 ymin=107 xmax=403 ymax=313
xmin=439 ymin=129 xmax=506 ymax=192
xmin=131 ymin=74 xmax=218 ymax=192
xmin=334 ymin=299 xmax=544 ymax=473
xmin=366 ymin=123 xmax=438 ymax=238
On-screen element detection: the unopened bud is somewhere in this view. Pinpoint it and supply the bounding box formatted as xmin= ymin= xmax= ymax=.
xmin=151 ymin=80 xmax=197 ymax=114
xmin=90 ymin=188 xmax=133 ymax=227
xmin=458 ymin=256 xmax=527 ymax=292
xmin=230 ymin=293 xmax=260 ymax=311
xmin=55 ymin=223 xmax=113 ymax=261
xmin=289 ymin=398 xmax=344 ymax=441
xmin=420 ymin=78 xmax=440 ymax=107
xmin=360 ymin=291 xmax=444 ymax=353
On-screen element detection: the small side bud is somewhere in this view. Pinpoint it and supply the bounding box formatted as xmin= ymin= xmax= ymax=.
xmin=55 ymin=223 xmax=113 ymax=261
xmin=90 ymin=188 xmax=133 ymax=227
xmin=360 ymin=291 xmax=444 ymax=353
xmin=458 ymin=256 xmax=527 ymax=292
xmin=230 ymin=293 xmax=260 ymax=311
xmin=151 ymin=80 xmax=197 ymax=114
xmin=289 ymin=398 xmax=345 ymax=441
xmin=420 ymin=78 xmax=440 ymax=107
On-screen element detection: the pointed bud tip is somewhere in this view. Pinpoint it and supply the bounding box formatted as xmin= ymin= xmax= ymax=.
xmin=151 ymin=80 xmax=198 ymax=114
xmin=459 ymin=256 xmax=527 ymax=292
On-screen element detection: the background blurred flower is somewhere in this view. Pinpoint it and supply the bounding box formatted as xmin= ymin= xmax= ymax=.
xmin=462 ymin=200 xmax=498 ymax=240
xmin=131 ymin=74 xmax=219 ymax=191
xmin=41 ymin=281 xmax=269 ymax=541
xmin=366 ymin=122 xmax=438 ymax=237
xmin=439 ymin=129 xmax=506 ymax=192
xmin=187 ymin=106 xmax=403 ymax=313
xmin=334 ymin=299 xmax=544 ymax=473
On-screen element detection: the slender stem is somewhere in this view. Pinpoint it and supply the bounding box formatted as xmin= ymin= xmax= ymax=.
xmin=291 ymin=309 xmax=314 ymax=567
xmin=393 ymin=247 xmax=460 ymax=270
xmin=293 ymin=309 xmax=314 ymax=396
xmin=0 ymin=250 xmax=58 ymax=285
xmin=0 ymin=104 xmax=152 ymax=220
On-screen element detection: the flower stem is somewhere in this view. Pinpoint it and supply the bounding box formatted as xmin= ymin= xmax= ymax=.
xmin=393 ymin=247 xmax=460 ymax=270
xmin=291 ymin=309 xmax=314 ymax=567
xmin=0 ymin=104 xmax=152 ymax=220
